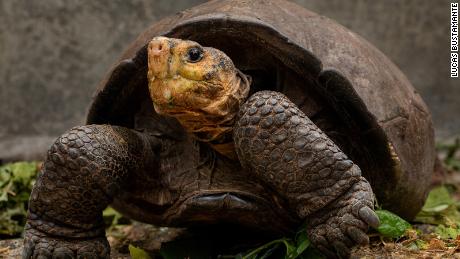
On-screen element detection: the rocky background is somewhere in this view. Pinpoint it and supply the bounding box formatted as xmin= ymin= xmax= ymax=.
xmin=0 ymin=0 xmax=458 ymax=161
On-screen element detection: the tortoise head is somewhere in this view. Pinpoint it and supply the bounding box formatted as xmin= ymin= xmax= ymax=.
xmin=147 ymin=37 xmax=250 ymax=142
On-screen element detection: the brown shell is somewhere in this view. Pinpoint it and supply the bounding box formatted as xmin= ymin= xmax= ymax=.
xmin=87 ymin=0 xmax=435 ymax=219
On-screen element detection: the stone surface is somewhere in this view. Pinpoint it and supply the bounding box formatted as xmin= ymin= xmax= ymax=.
xmin=0 ymin=0 xmax=205 ymax=161
xmin=0 ymin=0 xmax=457 ymax=161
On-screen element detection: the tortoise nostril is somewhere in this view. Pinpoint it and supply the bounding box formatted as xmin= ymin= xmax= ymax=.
xmin=149 ymin=40 xmax=166 ymax=57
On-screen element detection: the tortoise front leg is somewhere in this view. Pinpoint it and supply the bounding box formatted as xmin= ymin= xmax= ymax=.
xmin=234 ymin=91 xmax=379 ymax=258
xmin=23 ymin=125 xmax=159 ymax=259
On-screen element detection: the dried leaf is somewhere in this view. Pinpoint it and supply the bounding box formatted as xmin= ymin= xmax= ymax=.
xmin=428 ymin=238 xmax=447 ymax=250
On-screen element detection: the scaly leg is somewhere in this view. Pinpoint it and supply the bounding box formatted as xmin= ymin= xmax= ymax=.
xmin=23 ymin=125 xmax=159 ymax=259
xmin=234 ymin=91 xmax=379 ymax=258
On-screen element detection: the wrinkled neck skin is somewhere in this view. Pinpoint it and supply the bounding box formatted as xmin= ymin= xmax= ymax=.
xmin=159 ymin=70 xmax=249 ymax=141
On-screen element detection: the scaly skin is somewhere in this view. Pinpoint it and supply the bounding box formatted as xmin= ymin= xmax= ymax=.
xmin=24 ymin=37 xmax=380 ymax=258
xmin=146 ymin=37 xmax=380 ymax=257
xmin=234 ymin=91 xmax=379 ymax=258
xmin=23 ymin=125 xmax=159 ymax=258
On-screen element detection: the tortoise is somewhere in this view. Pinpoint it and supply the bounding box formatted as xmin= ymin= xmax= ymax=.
xmin=23 ymin=0 xmax=435 ymax=258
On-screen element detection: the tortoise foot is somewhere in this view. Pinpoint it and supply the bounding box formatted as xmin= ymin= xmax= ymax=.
xmin=307 ymin=178 xmax=379 ymax=258
xmin=23 ymin=224 xmax=109 ymax=259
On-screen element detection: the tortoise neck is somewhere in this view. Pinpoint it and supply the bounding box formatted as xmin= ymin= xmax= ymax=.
xmin=187 ymin=70 xmax=250 ymax=159
xmin=191 ymin=69 xmax=250 ymax=139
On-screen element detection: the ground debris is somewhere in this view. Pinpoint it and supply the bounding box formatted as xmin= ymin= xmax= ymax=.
xmin=351 ymin=239 xmax=460 ymax=259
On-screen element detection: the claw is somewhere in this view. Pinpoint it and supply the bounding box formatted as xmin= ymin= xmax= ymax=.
xmin=52 ymin=247 xmax=74 ymax=259
xmin=22 ymin=240 xmax=34 ymax=259
xmin=317 ymin=244 xmax=338 ymax=259
xmin=34 ymin=248 xmax=52 ymax=259
xmin=347 ymin=226 xmax=369 ymax=245
xmin=310 ymin=232 xmax=329 ymax=247
xmin=359 ymin=206 xmax=380 ymax=228
xmin=23 ymin=226 xmax=109 ymax=259
xmin=333 ymin=241 xmax=350 ymax=258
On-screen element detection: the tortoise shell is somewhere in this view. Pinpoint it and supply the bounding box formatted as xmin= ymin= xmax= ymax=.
xmin=87 ymin=0 xmax=435 ymax=219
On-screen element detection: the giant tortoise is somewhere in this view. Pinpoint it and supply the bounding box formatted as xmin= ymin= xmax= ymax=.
xmin=23 ymin=0 xmax=435 ymax=258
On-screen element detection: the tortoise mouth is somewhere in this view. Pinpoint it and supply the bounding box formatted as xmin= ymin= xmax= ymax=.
xmin=165 ymin=191 xmax=298 ymax=234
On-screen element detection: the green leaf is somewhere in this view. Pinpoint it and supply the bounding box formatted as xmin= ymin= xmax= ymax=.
xmin=241 ymin=231 xmax=312 ymax=259
xmin=435 ymin=225 xmax=460 ymax=239
xmin=0 ymin=206 xmax=27 ymax=235
xmin=294 ymin=231 xmax=310 ymax=256
xmin=422 ymin=186 xmax=454 ymax=211
xmin=129 ymin=244 xmax=151 ymax=259
xmin=9 ymin=162 xmax=39 ymax=185
xmin=424 ymin=204 xmax=450 ymax=213
xmin=415 ymin=239 xmax=428 ymax=250
xmin=103 ymin=206 xmax=122 ymax=228
xmin=437 ymin=138 xmax=460 ymax=170
xmin=0 ymin=161 xmax=40 ymax=237
xmin=282 ymin=239 xmax=296 ymax=257
xmin=259 ymin=243 xmax=281 ymax=259
xmin=375 ymin=209 xmax=411 ymax=238
xmin=415 ymin=186 xmax=460 ymax=225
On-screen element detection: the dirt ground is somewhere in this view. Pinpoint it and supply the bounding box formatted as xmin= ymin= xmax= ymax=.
xmin=2 ymin=228 xmax=460 ymax=258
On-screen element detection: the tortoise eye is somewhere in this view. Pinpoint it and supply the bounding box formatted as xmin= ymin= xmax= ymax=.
xmin=186 ymin=47 xmax=203 ymax=63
